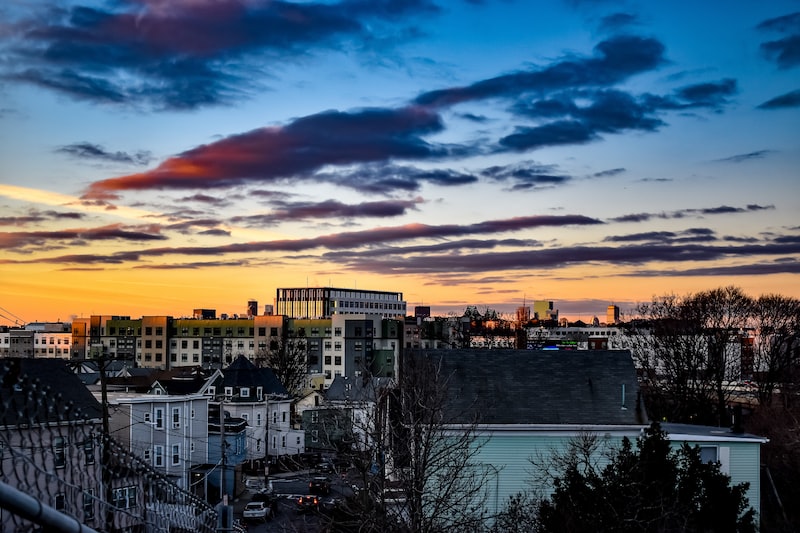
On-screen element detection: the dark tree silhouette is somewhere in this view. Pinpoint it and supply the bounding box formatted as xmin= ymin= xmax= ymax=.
xmin=536 ymin=422 xmax=756 ymax=533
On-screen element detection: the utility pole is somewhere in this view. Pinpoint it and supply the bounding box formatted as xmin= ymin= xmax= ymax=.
xmin=216 ymin=398 xmax=232 ymax=532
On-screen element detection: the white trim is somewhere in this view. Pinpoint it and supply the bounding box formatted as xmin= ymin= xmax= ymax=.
xmin=666 ymin=432 xmax=768 ymax=444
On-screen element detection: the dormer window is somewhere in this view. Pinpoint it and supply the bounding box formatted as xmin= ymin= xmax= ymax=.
xmin=240 ymin=387 xmax=250 ymax=398
xmin=224 ymin=387 xmax=233 ymax=398
xmin=256 ymin=387 xmax=263 ymax=400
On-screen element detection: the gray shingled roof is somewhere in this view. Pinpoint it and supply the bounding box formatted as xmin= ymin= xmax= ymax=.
xmin=221 ymin=354 xmax=288 ymax=398
xmin=412 ymin=349 xmax=646 ymax=426
xmin=326 ymin=375 xmax=393 ymax=403
xmin=0 ymin=358 xmax=103 ymax=426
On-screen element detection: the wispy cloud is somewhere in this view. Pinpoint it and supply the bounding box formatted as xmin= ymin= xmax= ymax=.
xmin=712 ymin=150 xmax=774 ymax=164
xmin=609 ymin=204 xmax=774 ymax=223
xmin=0 ymin=223 xmax=167 ymax=252
xmin=56 ymin=142 xmax=154 ymax=165
xmin=756 ymin=12 xmax=800 ymax=69
xmin=757 ymin=88 xmax=800 ymax=109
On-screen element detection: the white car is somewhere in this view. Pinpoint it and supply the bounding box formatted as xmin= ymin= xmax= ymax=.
xmin=243 ymin=501 xmax=271 ymax=521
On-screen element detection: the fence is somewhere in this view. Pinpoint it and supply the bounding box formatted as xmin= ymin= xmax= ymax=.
xmin=0 ymin=358 xmax=217 ymax=532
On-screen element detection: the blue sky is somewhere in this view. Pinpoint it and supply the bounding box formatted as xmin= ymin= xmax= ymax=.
xmin=0 ymin=0 xmax=798 ymax=324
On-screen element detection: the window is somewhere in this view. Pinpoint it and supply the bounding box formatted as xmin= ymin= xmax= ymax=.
xmin=334 ymin=356 xmax=342 ymax=366
xmin=324 ymin=356 xmax=331 ymax=365
xmin=273 ymin=411 xmax=277 ymax=424
xmin=172 ymin=444 xmax=180 ymax=465
xmin=240 ymin=387 xmax=250 ymax=398
xmin=242 ymin=413 xmax=249 ymax=422
xmin=312 ymin=430 xmax=319 ymax=443
xmin=143 ymin=411 xmax=151 ymax=423
xmin=54 ymin=493 xmax=66 ymax=512
xmin=154 ymin=408 xmax=164 ymax=429
xmin=191 ymin=442 xmax=195 ymax=452
xmin=154 ymin=446 xmax=164 ymax=467
xmin=282 ymin=435 xmax=286 ymax=448
xmin=272 ymin=436 xmax=277 ymax=450
xmin=224 ymin=387 xmax=233 ymax=398
xmin=311 ymin=411 xmax=319 ymax=423
xmin=53 ymin=436 xmax=66 ymax=469
xmin=270 ymin=327 xmax=278 ymax=336
xmin=191 ymin=409 xmax=195 ymax=419
xmin=258 ymin=327 xmax=266 ymax=336
xmin=84 ymin=438 xmax=95 ymax=465
xmin=297 ymin=436 xmax=301 ymax=446
xmin=208 ymin=386 xmax=216 ymax=396
xmin=113 ymin=486 xmax=137 ymax=509
xmin=172 ymin=408 xmax=180 ymax=429
xmin=256 ymin=439 xmax=262 ymax=452
xmin=143 ymin=450 xmax=151 ymax=462
xmin=83 ymin=489 xmax=95 ymax=520
xmin=334 ymin=342 xmax=342 ymax=351
xmin=257 ymin=387 xmax=263 ymax=400
xmin=257 ymin=412 xmax=263 ymax=426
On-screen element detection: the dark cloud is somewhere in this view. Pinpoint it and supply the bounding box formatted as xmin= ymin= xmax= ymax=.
xmin=56 ymin=142 xmax=154 ymax=165
xmin=0 ymin=224 xmax=166 ymax=251
xmin=642 ymin=79 xmax=737 ymax=111
xmin=414 ymin=35 xmax=666 ymax=107
xmin=312 ymin=164 xmax=478 ymax=195
xmin=597 ymin=13 xmax=640 ymax=34
xmin=629 ymin=260 xmax=800 ymax=277
xmin=165 ymin=219 xmax=229 ymax=235
xmin=83 ymin=106 xmax=448 ymax=198
xmin=592 ymin=168 xmax=625 ymax=178
xmin=604 ymin=227 xmax=717 ymax=244
xmin=327 ymin=240 xmax=800 ymax=275
xmin=757 ymin=12 xmax=800 ymax=69
xmin=2 ymin=0 xmax=439 ymax=109
xmin=0 ymin=209 xmax=85 ymax=227
xmin=0 ymin=214 xmax=602 ymax=264
xmin=230 ymin=198 xmax=423 ymax=225
xmin=481 ymin=161 xmax=571 ymax=190
xmin=499 ymin=120 xmax=596 ymax=151
xmin=712 ymin=150 xmax=774 ymax=163
xmin=609 ymin=204 xmax=774 ymax=223
xmin=178 ymin=193 xmax=231 ymax=206
xmin=757 ymin=88 xmax=800 ymax=109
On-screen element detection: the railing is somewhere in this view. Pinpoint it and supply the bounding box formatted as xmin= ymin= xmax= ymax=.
xmin=1 ymin=359 xmax=217 ymax=532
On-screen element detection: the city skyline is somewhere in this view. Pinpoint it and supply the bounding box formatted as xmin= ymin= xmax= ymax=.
xmin=1 ymin=0 xmax=798 ymax=326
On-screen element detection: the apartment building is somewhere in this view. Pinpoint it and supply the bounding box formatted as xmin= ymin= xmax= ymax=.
xmin=0 ymin=322 xmax=72 ymax=359
xmin=275 ymin=287 xmax=407 ymax=319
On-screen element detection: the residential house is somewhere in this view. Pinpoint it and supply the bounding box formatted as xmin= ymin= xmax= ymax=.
xmin=402 ymin=349 xmax=766 ymax=521
xmin=0 ymin=358 xmax=104 ymax=531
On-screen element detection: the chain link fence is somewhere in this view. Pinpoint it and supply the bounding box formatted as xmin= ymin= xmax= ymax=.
xmin=1 ymin=358 xmax=217 ymax=532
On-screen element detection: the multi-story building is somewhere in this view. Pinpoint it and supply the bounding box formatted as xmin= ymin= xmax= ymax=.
xmin=275 ymin=287 xmax=406 ymax=319
xmin=0 ymin=322 xmax=72 ymax=359
xmin=105 ymin=391 xmax=210 ymax=491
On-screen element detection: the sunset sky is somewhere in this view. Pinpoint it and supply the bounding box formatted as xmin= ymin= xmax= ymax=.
xmin=1 ymin=0 xmax=798 ymax=326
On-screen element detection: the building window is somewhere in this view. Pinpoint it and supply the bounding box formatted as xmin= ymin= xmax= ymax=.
xmin=257 ymin=412 xmax=262 ymax=426
xmin=334 ymin=327 xmax=342 ymax=336
xmin=113 ymin=486 xmax=137 ymax=509
xmin=172 ymin=408 xmax=180 ymax=429
xmin=83 ymin=489 xmax=95 ymax=521
xmin=84 ymin=438 xmax=95 ymax=465
xmin=143 ymin=450 xmax=151 ymax=462
xmin=154 ymin=446 xmax=164 ymax=467
xmin=53 ymin=436 xmax=66 ymax=469
xmin=334 ymin=356 xmax=342 ymax=366
xmin=154 ymin=408 xmax=164 ymax=429
xmin=242 ymin=413 xmax=249 ymax=422
xmin=324 ymin=356 xmax=331 ymax=365
xmin=224 ymin=387 xmax=233 ymax=398
xmin=311 ymin=411 xmax=319 ymax=423
xmin=272 ymin=436 xmax=277 ymax=450
xmin=172 ymin=444 xmax=180 ymax=465
xmin=282 ymin=411 xmax=287 ymax=422
xmin=334 ymin=342 xmax=342 ymax=351
xmin=257 ymin=439 xmax=262 ymax=452
xmin=282 ymin=435 xmax=286 ymax=448
xmin=312 ymin=430 xmax=318 ymax=443
xmin=54 ymin=493 xmax=66 ymax=512
xmin=257 ymin=387 xmax=263 ymax=400
xmin=240 ymin=387 xmax=250 ymax=398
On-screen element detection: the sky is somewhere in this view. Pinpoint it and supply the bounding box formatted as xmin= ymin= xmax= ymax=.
xmin=0 ymin=0 xmax=798 ymax=326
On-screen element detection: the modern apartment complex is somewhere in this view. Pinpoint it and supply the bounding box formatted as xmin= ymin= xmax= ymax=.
xmin=275 ymin=287 xmax=407 ymax=319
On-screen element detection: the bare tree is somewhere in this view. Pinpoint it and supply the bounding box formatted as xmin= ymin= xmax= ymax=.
xmin=324 ymin=352 xmax=491 ymax=532
xmin=623 ymin=287 xmax=753 ymax=425
xmin=256 ymin=336 xmax=308 ymax=397
xmin=749 ymin=294 xmax=800 ymax=406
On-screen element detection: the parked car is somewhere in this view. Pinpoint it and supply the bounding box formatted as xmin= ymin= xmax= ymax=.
xmin=315 ymin=461 xmax=334 ymax=474
xmin=309 ymin=476 xmax=331 ymax=495
xmin=243 ymin=501 xmax=272 ymax=522
xmin=244 ymin=477 xmax=264 ymax=491
xmin=296 ymin=495 xmax=320 ymax=513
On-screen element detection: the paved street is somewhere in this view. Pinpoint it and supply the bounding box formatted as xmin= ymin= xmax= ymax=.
xmin=232 ymin=470 xmax=350 ymax=532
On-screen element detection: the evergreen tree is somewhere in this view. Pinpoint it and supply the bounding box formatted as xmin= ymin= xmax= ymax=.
xmin=537 ymin=422 xmax=756 ymax=533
